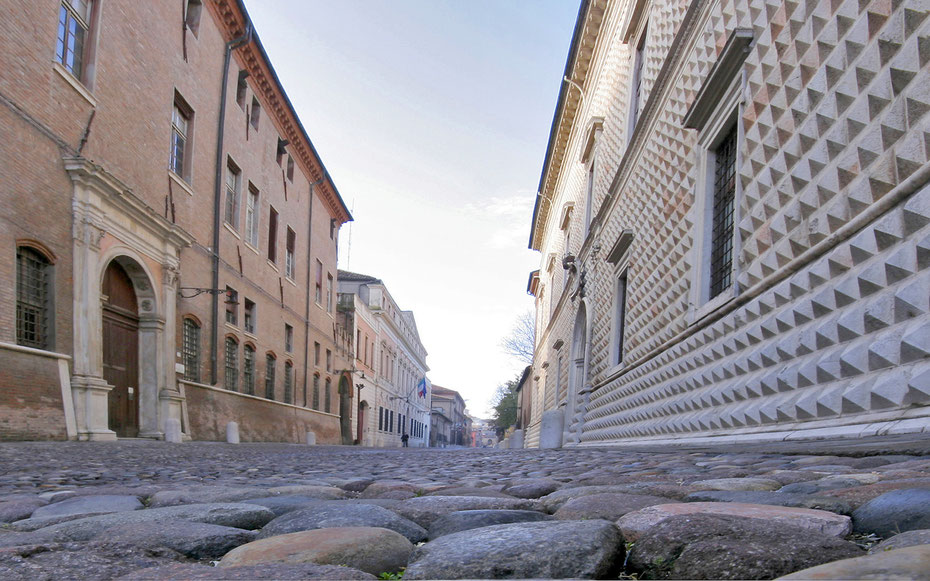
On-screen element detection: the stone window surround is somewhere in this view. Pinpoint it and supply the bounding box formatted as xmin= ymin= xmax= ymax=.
xmin=685 ymin=30 xmax=753 ymax=325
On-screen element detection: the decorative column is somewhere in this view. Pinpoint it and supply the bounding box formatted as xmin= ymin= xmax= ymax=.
xmin=70 ymin=208 xmax=116 ymax=441
xmin=158 ymin=260 xmax=188 ymax=440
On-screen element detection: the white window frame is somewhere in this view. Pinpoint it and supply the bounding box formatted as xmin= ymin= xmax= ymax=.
xmin=687 ymin=73 xmax=745 ymax=324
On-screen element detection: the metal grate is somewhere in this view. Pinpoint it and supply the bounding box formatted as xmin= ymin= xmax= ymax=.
xmin=16 ymin=248 xmax=50 ymax=349
xmin=224 ymin=337 xmax=238 ymax=391
xmin=709 ymin=125 xmax=737 ymax=299
xmin=283 ymin=362 xmax=293 ymax=405
xmin=324 ymin=378 xmax=332 ymax=413
xmin=182 ymin=318 xmax=200 ymax=382
xmin=264 ymin=354 xmax=275 ymax=400
xmin=313 ymin=375 xmax=320 ymax=410
xmin=243 ymin=345 xmax=255 ymax=395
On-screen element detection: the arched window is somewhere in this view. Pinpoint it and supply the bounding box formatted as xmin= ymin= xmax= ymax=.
xmin=264 ymin=353 xmax=276 ymax=400
xmin=312 ymin=374 xmax=320 ymax=410
xmin=16 ymin=246 xmax=53 ymax=350
xmin=324 ymin=377 xmax=332 ymax=413
xmin=242 ymin=344 xmax=255 ymax=395
xmin=224 ymin=336 xmax=238 ymax=391
xmin=283 ymin=361 xmax=293 ymax=404
xmin=181 ymin=317 xmax=200 ymax=382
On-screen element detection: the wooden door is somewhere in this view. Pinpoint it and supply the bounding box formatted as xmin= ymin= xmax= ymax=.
xmin=102 ymin=261 xmax=139 ymax=438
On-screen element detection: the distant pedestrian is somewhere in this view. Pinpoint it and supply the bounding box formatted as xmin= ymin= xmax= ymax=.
xmin=401 ymin=433 xmax=409 ymax=447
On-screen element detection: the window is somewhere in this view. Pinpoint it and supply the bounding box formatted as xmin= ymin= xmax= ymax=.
xmin=389 ymin=410 xmax=394 ymax=432
xmin=170 ymin=95 xmax=193 ymax=182
xmin=276 ymin=138 xmax=287 ymax=166
xmin=312 ymin=374 xmax=320 ymax=409
xmin=264 ymin=354 xmax=276 ymax=400
xmin=379 ymin=406 xmax=384 ymax=431
xmin=225 ymin=159 xmax=240 ymax=229
xmin=584 ymin=161 xmax=595 ymax=235
xmin=243 ymin=344 xmax=255 ymax=395
xmin=326 ymin=349 xmax=332 ymax=373
xmin=243 ymin=298 xmax=255 ymax=334
xmin=613 ymin=270 xmax=628 ymax=366
xmin=184 ymin=0 xmax=202 ymax=36
xmin=224 ymin=337 xmax=238 ymax=391
xmin=555 ymin=353 xmax=563 ymax=404
xmin=268 ymin=206 xmax=278 ymax=263
xmin=250 ymin=96 xmax=261 ymax=130
xmin=329 ymin=219 xmax=336 ymax=239
xmin=245 ymin=184 xmax=259 ymax=247
xmin=236 ymin=70 xmax=248 ymax=109
xmin=628 ymin=23 xmax=647 ymax=141
xmin=284 ymin=361 xmax=293 ymax=404
xmin=16 ymin=246 xmax=53 ymax=350
xmin=286 ymin=156 xmax=295 ymax=182
xmin=285 ymin=324 xmax=293 ymax=353
xmin=315 ymin=260 xmax=323 ymax=303
xmin=314 ymin=342 xmax=321 ymax=367
xmin=181 ymin=318 xmax=200 ymax=382
xmin=356 ymin=330 xmax=361 ymax=360
xmin=324 ymin=378 xmax=332 ymax=413
xmin=56 ymin=0 xmax=93 ymax=80
xmin=683 ymin=29 xmax=751 ymax=317
xmin=326 ymin=273 xmax=333 ymax=313
xmin=709 ymin=125 xmax=737 ymax=299
xmin=285 ymin=228 xmax=296 ymax=279
xmin=225 ymin=286 xmax=238 ymax=325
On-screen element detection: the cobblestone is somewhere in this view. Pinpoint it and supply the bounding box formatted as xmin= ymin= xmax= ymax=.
xmin=0 ymin=438 xmax=928 ymax=578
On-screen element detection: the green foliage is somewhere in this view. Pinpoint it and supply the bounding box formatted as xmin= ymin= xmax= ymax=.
xmin=378 ymin=570 xmax=404 ymax=580
xmin=490 ymin=373 xmax=521 ymax=431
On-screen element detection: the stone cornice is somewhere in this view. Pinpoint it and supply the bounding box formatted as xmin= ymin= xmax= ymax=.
xmin=530 ymin=0 xmax=609 ymax=251
xmin=208 ymin=0 xmax=352 ymax=224
xmin=63 ymin=157 xmax=196 ymax=250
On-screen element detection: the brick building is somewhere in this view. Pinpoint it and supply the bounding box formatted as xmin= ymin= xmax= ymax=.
xmin=525 ymin=0 xmax=930 ymax=447
xmin=1 ymin=0 xmax=352 ymax=442
xmin=337 ymin=271 xmax=431 ymax=447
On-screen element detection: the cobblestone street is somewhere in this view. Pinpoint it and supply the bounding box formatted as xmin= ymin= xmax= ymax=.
xmin=1 ymin=438 xmax=929 ymax=579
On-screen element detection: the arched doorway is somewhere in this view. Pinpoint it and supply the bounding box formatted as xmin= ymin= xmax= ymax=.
xmin=102 ymin=260 xmax=139 ymax=437
xmin=565 ymin=302 xmax=589 ymax=444
xmin=357 ymin=400 xmax=369 ymax=445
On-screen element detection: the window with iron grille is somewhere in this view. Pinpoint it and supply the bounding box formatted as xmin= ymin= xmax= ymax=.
xmin=265 ymin=354 xmax=276 ymax=400
xmin=709 ymin=125 xmax=737 ymax=299
xmin=181 ymin=318 xmax=200 ymax=382
xmin=312 ymin=374 xmax=320 ymax=410
xmin=224 ymin=159 xmax=240 ymax=229
xmin=57 ymin=0 xmax=93 ymax=79
xmin=243 ymin=344 xmax=255 ymax=395
xmin=285 ymin=324 xmax=293 ymax=353
xmin=224 ymin=337 xmax=238 ymax=391
xmin=16 ymin=247 xmax=52 ymax=350
xmin=324 ymin=378 xmax=332 ymax=414
xmin=284 ymin=362 xmax=293 ymax=404
xmin=614 ymin=270 xmax=628 ymax=366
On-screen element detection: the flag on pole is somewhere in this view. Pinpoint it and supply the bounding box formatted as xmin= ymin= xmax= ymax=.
xmin=417 ymin=378 xmax=428 ymax=398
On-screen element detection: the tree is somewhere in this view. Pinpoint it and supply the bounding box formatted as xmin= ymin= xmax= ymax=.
xmin=500 ymin=310 xmax=535 ymax=364
xmin=490 ymin=373 xmax=521 ymax=434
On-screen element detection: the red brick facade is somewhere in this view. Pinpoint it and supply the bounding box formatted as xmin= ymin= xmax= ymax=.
xmin=0 ymin=0 xmax=352 ymax=441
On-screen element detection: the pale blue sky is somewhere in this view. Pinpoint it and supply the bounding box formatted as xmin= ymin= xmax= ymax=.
xmin=243 ymin=0 xmax=580 ymax=416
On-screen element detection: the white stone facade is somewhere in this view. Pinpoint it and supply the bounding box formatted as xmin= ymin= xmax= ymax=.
xmin=338 ymin=271 xmax=432 ymax=447
xmin=526 ymin=0 xmax=930 ymax=446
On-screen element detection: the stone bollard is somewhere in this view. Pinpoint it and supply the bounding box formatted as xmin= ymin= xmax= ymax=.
xmin=226 ymin=421 xmax=240 ymax=444
xmin=164 ymin=418 xmax=182 ymax=443
xmin=305 ymin=431 xmax=316 ymax=445
xmin=539 ymin=409 xmax=564 ymax=449
xmin=509 ymin=429 xmax=525 ymax=449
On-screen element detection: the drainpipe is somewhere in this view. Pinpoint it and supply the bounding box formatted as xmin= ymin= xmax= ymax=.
xmin=303 ymin=177 xmax=324 ymax=405
xmin=210 ymin=23 xmax=252 ymax=385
